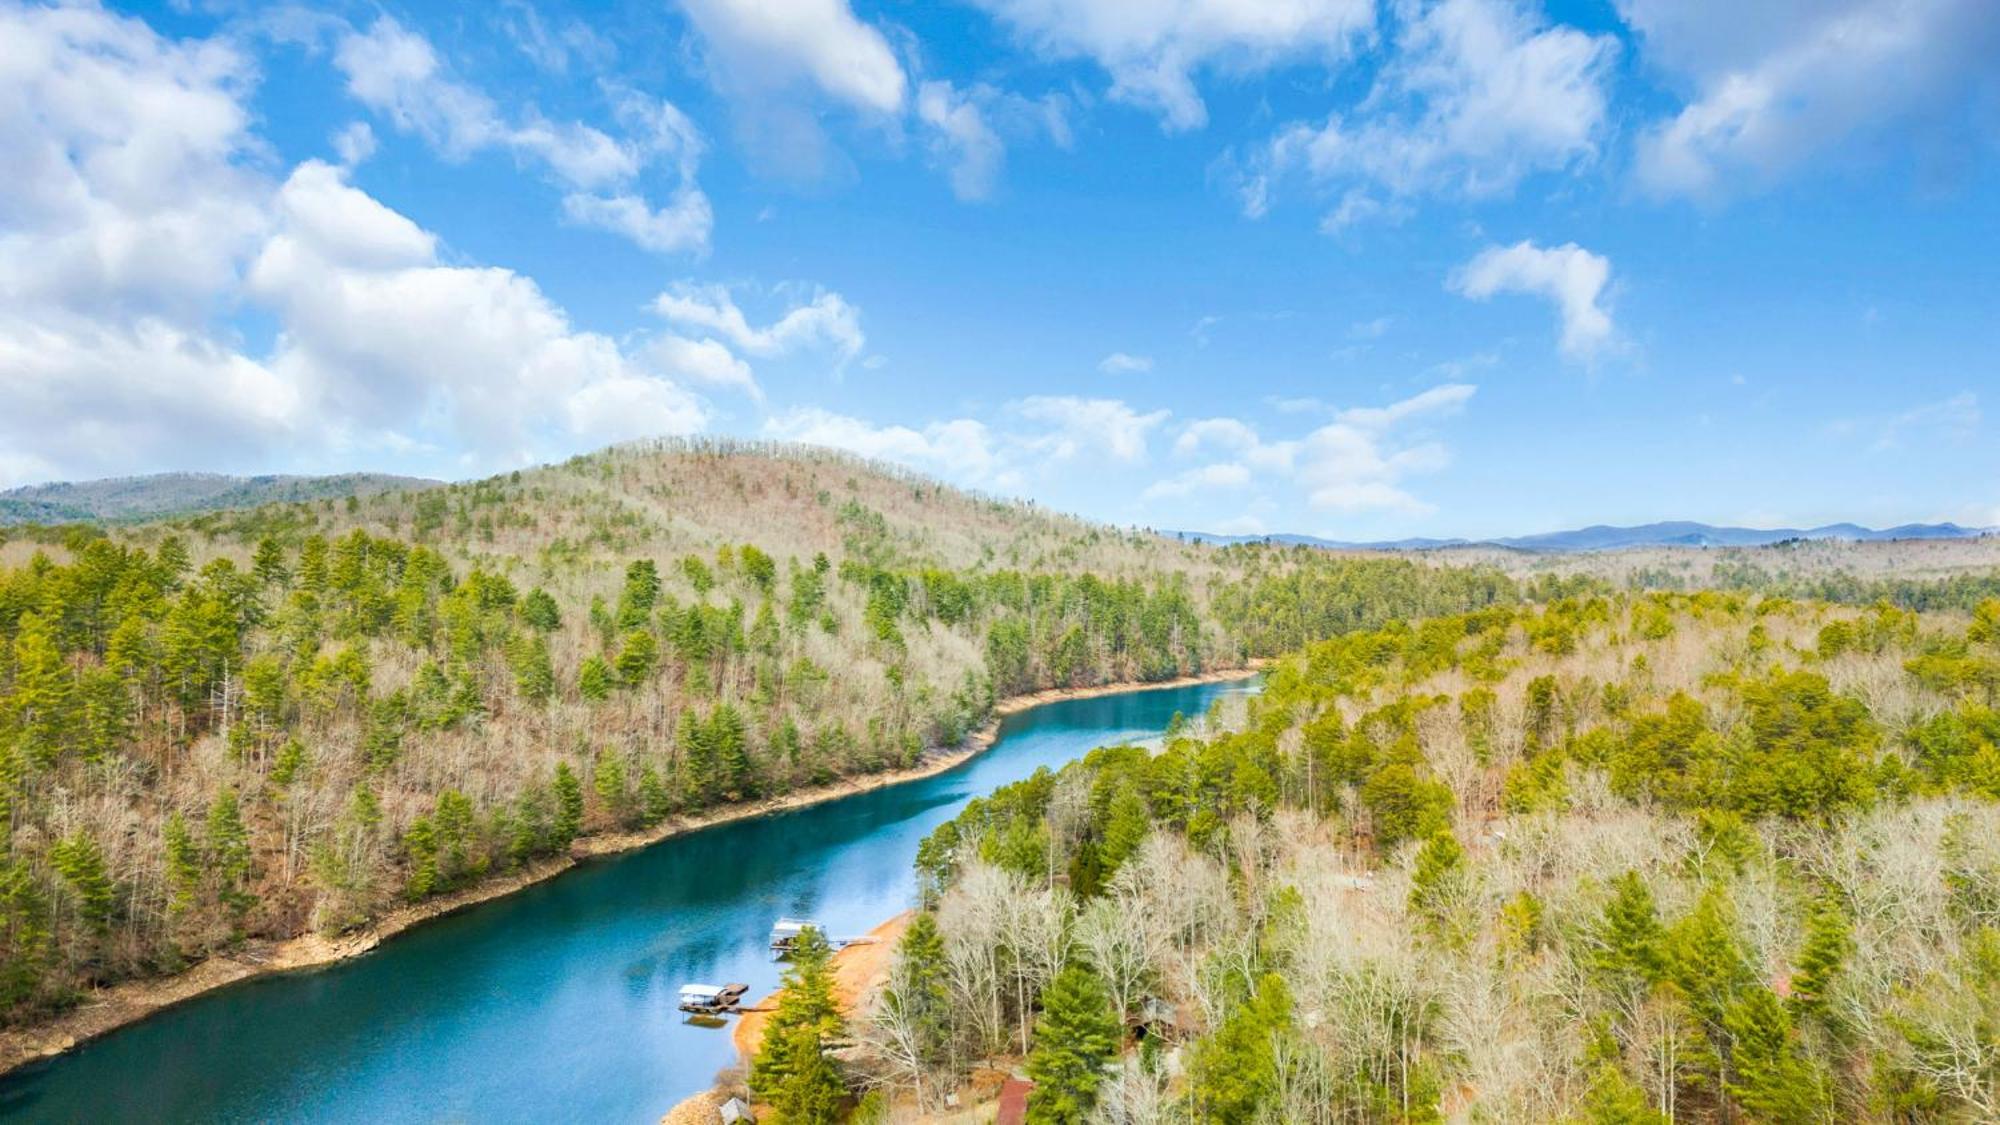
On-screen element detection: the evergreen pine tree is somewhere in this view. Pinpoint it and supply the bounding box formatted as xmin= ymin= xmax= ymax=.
xmin=614 ymin=629 xmax=658 ymax=686
xmin=1597 ymin=871 xmax=1666 ymax=992
xmin=1098 ymin=784 xmax=1150 ymax=877
xmin=50 ymin=832 xmax=115 ymax=934
xmin=1409 ymin=829 xmax=1470 ymax=946
xmin=637 ymin=762 xmax=671 ymax=825
xmin=753 ymin=926 xmax=847 ymax=1121
xmin=578 ymin=655 xmax=614 ymax=702
xmin=594 ymin=749 xmax=630 ymax=825
xmin=1788 ymin=893 xmax=1849 ymax=1020
xmin=162 ymin=812 xmax=201 ymax=922
xmin=1188 ymin=972 xmax=1293 ymax=1124
xmin=206 ymin=788 xmax=255 ymax=922
xmin=878 ymin=912 xmax=955 ymax=1105
xmin=552 ymin=762 xmax=584 ymax=846
xmin=1724 ymin=987 xmax=1830 ymax=1122
xmin=520 ymin=588 xmax=561 ymax=631
xmin=1025 ymin=963 xmax=1122 ymax=1124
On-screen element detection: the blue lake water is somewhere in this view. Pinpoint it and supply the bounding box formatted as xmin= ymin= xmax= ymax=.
xmin=0 ymin=677 xmax=1253 ymax=1123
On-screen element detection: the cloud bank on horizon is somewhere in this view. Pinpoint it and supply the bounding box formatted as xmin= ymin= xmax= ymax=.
xmin=1 ymin=0 xmax=1996 ymax=538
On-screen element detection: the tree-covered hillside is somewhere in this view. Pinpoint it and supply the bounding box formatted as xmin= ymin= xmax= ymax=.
xmin=0 ymin=471 xmax=440 ymax=527
xmin=0 ymin=440 xmax=1519 ymax=1025
xmin=844 ymin=592 xmax=2000 ymax=1123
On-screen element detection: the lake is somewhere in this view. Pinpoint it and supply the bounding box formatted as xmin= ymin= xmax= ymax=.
xmin=0 ymin=676 xmax=1254 ymax=1123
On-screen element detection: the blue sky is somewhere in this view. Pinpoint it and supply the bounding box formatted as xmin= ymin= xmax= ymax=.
xmin=3 ymin=0 xmax=1997 ymax=539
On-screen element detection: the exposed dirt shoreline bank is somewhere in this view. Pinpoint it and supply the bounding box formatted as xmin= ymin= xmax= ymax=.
xmin=0 ymin=665 xmax=1262 ymax=1078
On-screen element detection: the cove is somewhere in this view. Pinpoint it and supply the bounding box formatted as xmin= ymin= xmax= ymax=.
xmin=0 ymin=676 xmax=1255 ymax=1124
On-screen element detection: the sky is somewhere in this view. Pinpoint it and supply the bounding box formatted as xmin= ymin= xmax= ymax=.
xmin=2 ymin=0 xmax=1997 ymax=540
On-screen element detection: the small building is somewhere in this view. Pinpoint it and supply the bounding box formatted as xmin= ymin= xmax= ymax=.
xmin=1129 ymin=996 xmax=1190 ymax=1042
xmin=718 ymin=1096 xmax=755 ymax=1124
xmin=996 ymin=1078 xmax=1033 ymax=1125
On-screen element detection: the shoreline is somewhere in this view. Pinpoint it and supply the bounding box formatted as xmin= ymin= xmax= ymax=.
xmin=0 ymin=664 xmax=1262 ymax=1079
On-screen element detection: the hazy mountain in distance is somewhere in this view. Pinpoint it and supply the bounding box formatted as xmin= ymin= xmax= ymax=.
xmin=0 ymin=471 xmax=443 ymax=526
xmin=1173 ymin=520 xmax=1993 ymax=553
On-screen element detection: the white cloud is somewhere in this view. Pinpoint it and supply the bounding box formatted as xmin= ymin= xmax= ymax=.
xmin=1241 ymin=0 xmax=1616 ymax=225
xmin=249 ymin=162 xmax=708 ymax=460
xmin=762 ymin=407 xmax=1007 ymax=485
xmin=916 ymin=81 xmax=1005 ymax=201
xmin=0 ymin=4 xmax=717 ymax=487
xmin=651 ymin=333 xmax=760 ymax=400
xmin=1142 ymin=461 xmax=1251 ymax=500
xmin=560 ymin=191 xmax=713 ymax=254
xmin=1014 ymin=396 xmax=1169 ymax=463
xmin=1176 ymin=416 xmax=1265 ymax=457
xmin=679 ymin=0 xmax=907 ymax=113
xmin=1868 ymin=392 xmax=1980 ymax=452
xmin=0 ymin=2 xmax=268 ymax=322
xmin=1295 ymin=384 xmax=1472 ymax=513
xmin=0 ymin=2 xmax=292 ymax=483
xmin=765 ymin=394 xmax=1172 ymax=491
xmin=1449 ymin=240 xmax=1614 ymax=360
xmin=1160 ymin=385 xmax=1474 ymax=516
xmin=332 ymin=121 xmax=377 ymax=166
xmin=1099 ymin=351 xmax=1154 ymax=374
xmin=1623 ymin=0 xmax=2000 ymax=198
xmin=971 ymin=0 xmax=1375 ymax=131
xmin=652 ymin=282 xmax=865 ymax=366
xmin=333 ymin=17 xmax=711 ymax=254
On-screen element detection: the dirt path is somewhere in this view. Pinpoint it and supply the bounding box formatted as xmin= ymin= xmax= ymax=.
xmin=0 ymin=665 xmax=1262 ymax=1078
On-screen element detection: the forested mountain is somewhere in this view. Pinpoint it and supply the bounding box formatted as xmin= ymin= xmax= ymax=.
xmin=0 ymin=440 xmax=1521 ymax=1025
xmin=841 ymin=591 xmax=2000 ymax=1123
xmin=0 ymin=472 xmax=440 ymax=526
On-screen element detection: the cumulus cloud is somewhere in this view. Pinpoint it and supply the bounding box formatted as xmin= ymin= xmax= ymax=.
xmin=916 ymin=81 xmax=1006 ymax=201
xmin=1239 ymin=0 xmax=1616 ymax=225
xmin=762 ymin=407 xmax=1007 ymax=485
xmin=649 ymin=334 xmax=761 ymax=400
xmin=1099 ymin=352 xmax=1154 ymax=374
xmin=1142 ymin=461 xmax=1251 ymax=500
xmin=0 ymin=4 xmax=715 ymax=485
xmin=1449 ymin=240 xmax=1614 ymax=360
xmin=652 ymin=282 xmax=865 ymax=366
xmin=1623 ymin=0 xmax=2000 ymax=198
xmin=0 ymin=2 xmax=268 ymax=321
xmin=333 ymin=16 xmax=711 ymax=253
xmin=679 ymin=0 xmax=907 ymax=114
xmin=249 ymin=161 xmax=707 ymax=460
xmin=1014 ymin=396 xmax=1169 ymax=463
xmin=914 ymin=80 xmax=1075 ymax=200
xmin=970 ymin=0 xmax=1375 ymax=131
xmin=1158 ymin=385 xmax=1475 ymax=515
xmin=764 ymin=394 xmax=1172 ymax=493
xmin=332 ymin=121 xmax=376 ymax=166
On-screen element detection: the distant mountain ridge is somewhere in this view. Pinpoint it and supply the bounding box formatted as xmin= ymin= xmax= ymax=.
xmin=0 ymin=471 xmax=442 ymax=526
xmin=1176 ymin=520 xmax=1994 ymax=553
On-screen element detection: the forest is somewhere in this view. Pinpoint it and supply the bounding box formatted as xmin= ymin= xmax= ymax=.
xmin=0 ymin=442 xmax=1520 ymax=1026
xmin=797 ymin=591 xmax=2000 ymax=1123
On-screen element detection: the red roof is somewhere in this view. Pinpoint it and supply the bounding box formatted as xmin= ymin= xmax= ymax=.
xmin=997 ymin=1078 xmax=1033 ymax=1125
